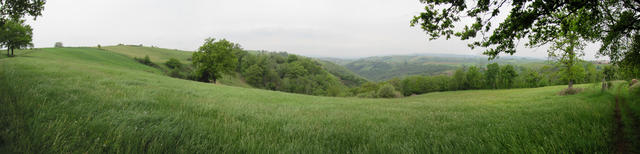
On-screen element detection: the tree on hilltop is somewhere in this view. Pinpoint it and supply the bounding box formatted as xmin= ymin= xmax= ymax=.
xmin=192 ymin=38 xmax=239 ymax=84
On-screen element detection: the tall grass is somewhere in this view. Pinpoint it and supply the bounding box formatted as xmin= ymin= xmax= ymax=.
xmin=0 ymin=48 xmax=615 ymax=153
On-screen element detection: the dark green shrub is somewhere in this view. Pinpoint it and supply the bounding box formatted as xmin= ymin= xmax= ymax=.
xmin=134 ymin=55 xmax=156 ymax=67
xmin=168 ymin=69 xmax=185 ymax=78
xmin=377 ymin=84 xmax=400 ymax=98
xmin=143 ymin=55 xmax=151 ymax=64
xmin=165 ymin=58 xmax=182 ymax=69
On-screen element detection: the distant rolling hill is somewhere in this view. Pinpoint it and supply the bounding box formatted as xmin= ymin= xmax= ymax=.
xmin=321 ymin=54 xmax=545 ymax=81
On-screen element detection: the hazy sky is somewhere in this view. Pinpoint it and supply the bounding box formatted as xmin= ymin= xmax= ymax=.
xmin=27 ymin=0 xmax=604 ymax=60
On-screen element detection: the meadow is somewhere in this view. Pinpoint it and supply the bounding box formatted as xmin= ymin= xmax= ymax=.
xmin=0 ymin=47 xmax=618 ymax=153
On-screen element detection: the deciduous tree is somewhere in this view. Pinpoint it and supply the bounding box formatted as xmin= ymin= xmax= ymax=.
xmin=485 ymin=63 xmax=500 ymax=89
xmin=0 ymin=19 xmax=32 ymax=56
xmin=192 ymin=38 xmax=239 ymax=83
xmin=465 ymin=66 xmax=483 ymax=89
xmin=500 ymin=65 xmax=517 ymax=89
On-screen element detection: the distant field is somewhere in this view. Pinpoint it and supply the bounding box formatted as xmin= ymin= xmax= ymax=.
xmin=0 ymin=48 xmax=616 ymax=153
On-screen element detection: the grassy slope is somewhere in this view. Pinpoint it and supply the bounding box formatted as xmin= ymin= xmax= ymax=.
xmin=0 ymin=48 xmax=616 ymax=153
xmin=103 ymin=45 xmax=251 ymax=88
xmin=103 ymin=45 xmax=192 ymax=62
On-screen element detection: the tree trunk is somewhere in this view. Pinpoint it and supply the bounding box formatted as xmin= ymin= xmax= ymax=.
xmin=6 ymin=48 xmax=9 ymax=56
xmin=11 ymin=48 xmax=14 ymax=56
xmin=212 ymin=78 xmax=217 ymax=84
xmin=568 ymin=80 xmax=573 ymax=88
xmin=601 ymin=78 xmax=607 ymax=92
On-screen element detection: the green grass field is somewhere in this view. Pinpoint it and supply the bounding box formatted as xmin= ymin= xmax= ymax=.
xmin=103 ymin=45 xmax=192 ymax=62
xmin=0 ymin=48 xmax=619 ymax=153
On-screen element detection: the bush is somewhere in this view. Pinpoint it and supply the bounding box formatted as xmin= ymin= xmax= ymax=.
xmin=377 ymin=84 xmax=400 ymax=98
xmin=54 ymin=42 xmax=63 ymax=48
xmin=558 ymin=87 xmax=584 ymax=95
xmin=142 ymin=55 xmax=151 ymax=64
xmin=165 ymin=58 xmax=182 ymax=69
xmin=134 ymin=55 xmax=155 ymax=67
xmin=168 ymin=69 xmax=185 ymax=78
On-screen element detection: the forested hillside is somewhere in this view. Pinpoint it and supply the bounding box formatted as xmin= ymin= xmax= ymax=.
xmin=333 ymin=54 xmax=543 ymax=81
xmin=316 ymin=60 xmax=368 ymax=87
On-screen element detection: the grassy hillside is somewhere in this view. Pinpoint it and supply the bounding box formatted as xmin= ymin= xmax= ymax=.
xmin=0 ymin=48 xmax=616 ymax=153
xmin=103 ymin=45 xmax=192 ymax=62
xmin=103 ymin=45 xmax=251 ymax=88
xmin=337 ymin=54 xmax=544 ymax=81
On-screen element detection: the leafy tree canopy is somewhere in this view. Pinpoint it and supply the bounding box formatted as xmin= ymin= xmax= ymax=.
xmin=411 ymin=0 xmax=639 ymax=63
xmin=0 ymin=0 xmax=46 ymax=23
xmin=192 ymin=38 xmax=239 ymax=83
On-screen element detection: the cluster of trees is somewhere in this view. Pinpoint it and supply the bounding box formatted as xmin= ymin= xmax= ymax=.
xmin=54 ymin=42 xmax=63 ymax=48
xmin=239 ymin=52 xmax=348 ymax=96
xmin=351 ymin=61 xmax=606 ymax=97
xmin=187 ymin=38 xmax=353 ymax=96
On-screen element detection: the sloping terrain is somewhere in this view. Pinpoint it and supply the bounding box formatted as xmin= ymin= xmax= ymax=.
xmin=317 ymin=60 xmax=368 ymax=86
xmin=0 ymin=48 xmax=615 ymax=153
xmin=103 ymin=45 xmax=251 ymax=88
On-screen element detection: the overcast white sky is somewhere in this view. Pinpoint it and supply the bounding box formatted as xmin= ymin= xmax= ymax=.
xmin=27 ymin=0 xmax=604 ymax=60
